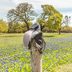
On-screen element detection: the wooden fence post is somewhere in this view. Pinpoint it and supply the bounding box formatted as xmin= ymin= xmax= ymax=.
xmin=30 ymin=39 xmax=42 ymax=72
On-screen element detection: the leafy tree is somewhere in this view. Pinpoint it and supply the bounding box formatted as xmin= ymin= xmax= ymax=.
xmin=8 ymin=22 xmax=14 ymax=33
xmin=39 ymin=4 xmax=63 ymax=34
xmin=13 ymin=23 xmax=23 ymax=33
xmin=21 ymin=21 xmax=32 ymax=32
xmin=0 ymin=19 xmax=8 ymax=33
xmin=37 ymin=18 xmax=46 ymax=31
xmin=47 ymin=13 xmax=63 ymax=34
xmin=7 ymin=21 xmax=32 ymax=33
xmin=7 ymin=2 xmax=35 ymax=30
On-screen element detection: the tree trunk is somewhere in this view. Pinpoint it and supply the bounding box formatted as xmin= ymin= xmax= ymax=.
xmin=8 ymin=22 xmax=13 ymax=33
xmin=30 ymin=40 xmax=42 ymax=72
xmin=58 ymin=28 xmax=61 ymax=35
xmin=24 ymin=20 xmax=29 ymax=30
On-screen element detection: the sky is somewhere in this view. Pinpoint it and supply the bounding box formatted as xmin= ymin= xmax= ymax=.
xmin=0 ymin=0 xmax=72 ymax=26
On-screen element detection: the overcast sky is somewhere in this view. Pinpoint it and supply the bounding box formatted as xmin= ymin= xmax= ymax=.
xmin=0 ymin=0 xmax=72 ymax=22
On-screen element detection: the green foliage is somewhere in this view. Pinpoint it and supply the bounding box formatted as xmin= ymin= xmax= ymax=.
xmin=8 ymin=21 xmax=32 ymax=33
xmin=47 ymin=13 xmax=63 ymax=30
xmin=13 ymin=23 xmax=23 ymax=33
xmin=41 ymin=5 xmax=59 ymax=16
xmin=0 ymin=19 xmax=8 ymax=33
xmin=37 ymin=18 xmax=46 ymax=31
xmin=38 ymin=4 xmax=63 ymax=33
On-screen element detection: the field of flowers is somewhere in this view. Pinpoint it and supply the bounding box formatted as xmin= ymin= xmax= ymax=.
xmin=0 ymin=33 xmax=72 ymax=72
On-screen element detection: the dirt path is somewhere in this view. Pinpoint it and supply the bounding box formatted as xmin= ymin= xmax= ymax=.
xmin=56 ymin=63 xmax=72 ymax=72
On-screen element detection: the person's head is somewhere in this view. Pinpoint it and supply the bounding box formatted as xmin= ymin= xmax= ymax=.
xmin=31 ymin=23 xmax=41 ymax=31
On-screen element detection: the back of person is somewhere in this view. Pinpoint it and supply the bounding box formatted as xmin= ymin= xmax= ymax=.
xmin=23 ymin=30 xmax=33 ymax=48
xmin=23 ymin=23 xmax=46 ymax=53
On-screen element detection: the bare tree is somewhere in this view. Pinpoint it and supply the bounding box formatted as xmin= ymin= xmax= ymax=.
xmin=63 ymin=15 xmax=71 ymax=26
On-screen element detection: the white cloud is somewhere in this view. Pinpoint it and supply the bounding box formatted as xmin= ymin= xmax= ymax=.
xmin=0 ymin=0 xmax=16 ymax=9
xmin=12 ymin=0 xmax=72 ymax=8
xmin=0 ymin=7 xmax=12 ymax=12
xmin=0 ymin=0 xmax=72 ymax=22
xmin=1 ymin=0 xmax=72 ymax=13
xmin=11 ymin=0 xmax=20 ymax=4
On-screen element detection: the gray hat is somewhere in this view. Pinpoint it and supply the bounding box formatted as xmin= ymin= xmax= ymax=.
xmin=31 ymin=23 xmax=41 ymax=31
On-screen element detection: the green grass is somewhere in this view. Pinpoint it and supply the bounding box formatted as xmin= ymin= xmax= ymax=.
xmin=43 ymin=33 xmax=72 ymax=38
xmin=0 ymin=33 xmax=72 ymax=72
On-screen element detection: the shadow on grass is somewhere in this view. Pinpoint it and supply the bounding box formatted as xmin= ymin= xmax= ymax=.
xmin=0 ymin=35 xmax=22 ymax=37
xmin=43 ymin=35 xmax=55 ymax=38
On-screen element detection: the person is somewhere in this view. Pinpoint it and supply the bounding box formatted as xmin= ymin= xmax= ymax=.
xmin=23 ymin=22 xmax=46 ymax=53
xmin=23 ymin=22 xmax=41 ymax=48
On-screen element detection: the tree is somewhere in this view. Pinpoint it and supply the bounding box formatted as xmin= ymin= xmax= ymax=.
xmin=8 ymin=22 xmax=14 ymax=33
xmin=47 ymin=13 xmax=62 ymax=34
xmin=39 ymin=4 xmax=63 ymax=34
xmin=0 ymin=19 xmax=8 ymax=33
xmin=63 ymin=15 xmax=71 ymax=26
xmin=7 ymin=2 xmax=35 ymax=30
xmin=37 ymin=18 xmax=46 ymax=31
xmin=12 ymin=23 xmax=23 ymax=33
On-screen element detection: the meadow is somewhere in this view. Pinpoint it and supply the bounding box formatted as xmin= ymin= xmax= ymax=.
xmin=0 ymin=33 xmax=72 ymax=72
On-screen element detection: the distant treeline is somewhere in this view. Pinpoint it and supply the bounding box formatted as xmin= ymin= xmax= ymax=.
xmin=0 ymin=19 xmax=72 ymax=33
xmin=0 ymin=19 xmax=31 ymax=33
